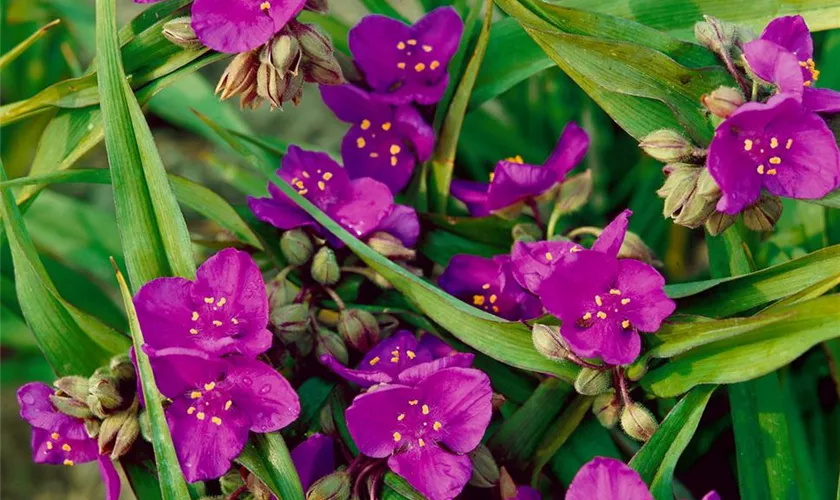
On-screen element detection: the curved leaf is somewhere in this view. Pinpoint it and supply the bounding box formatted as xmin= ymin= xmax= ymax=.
xmin=236 ymin=433 xmax=305 ymax=500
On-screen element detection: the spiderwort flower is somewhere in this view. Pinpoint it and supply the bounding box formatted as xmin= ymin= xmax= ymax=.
xmin=321 ymin=330 xmax=474 ymax=388
xmin=290 ymin=433 xmax=336 ymax=490
xmin=17 ymin=383 xmax=121 ymax=500
xmin=134 ymin=248 xmax=273 ymax=358
xmin=540 ymin=249 xmax=675 ymax=366
xmin=320 ymin=84 xmax=435 ymax=193
xmin=146 ymin=347 xmax=300 ymax=482
xmin=346 ymin=367 xmax=493 ymax=500
xmin=450 ymin=122 xmax=590 ymax=216
xmin=349 ymin=7 xmax=463 ymax=105
xmin=706 ymin=93 xmax=840 ymax=214
xmin=439 ymin=254 xmax=543 ymax=321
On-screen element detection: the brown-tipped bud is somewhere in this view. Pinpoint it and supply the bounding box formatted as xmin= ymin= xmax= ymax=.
xmin=499 ymin=467 xmax=518 ymax=500
xmin=491 ymin=393 xmax=507 ymax=411
xmin=468 ymin=444 xmax=500 ymax=488
xmin=592 ymin=391 xmax=622 ymax=429
xmin=574 ymin=367 xmax=613 ymax=396
xmin=695 ymin=167 xmax=721 ymax=200
xmin=98 ymin=407 xmax=130 ymax=454
xmin=617 ymin=232 xmax=662 ymax=267
xmin=705 ymin=210 xmax=737 ymax=236
xmin=271 ymin=303 xmax=311 ymax=343
xmin=294 ymin=22 xmax=334 ymax=65
xmin=267 ymin=268 xmax=299 ymax=309
xmin=306 ymin=469 xmax=351 ymax=500
xmin=694 ymin=15 xmax=737 ymax=53
xmin=625 ymin=357 xmax=648 ymax=382
xmin=262 ymin=32 xmax=302 ymax=76
xmin=216 ymin=50 xmax=259 ymax=101
xmin=378 ymin=314 xmax=401 ymax=337
xmin=111 ymin=413 xmax=141 ymax=459
xmin=702 ymin=86 xmax=745 ymax=118
xmin=109 ymin=355 xmax=136 ymax=383
xmin=304 ymin=0 xmax=329 ymax=13
xmin=88 ymin=373 xmax=123 ymax=413
xmin=312 ymin=247 xmax=340 ymax=285
xmin=743 ymin=195 xmax=783 ymax=232
xmin=532 ymin=324 xmax=569 ymax=361
xmin=162 ymin=16 xmax=202 ymax=49
xmin=85 ymin=418 xmax=101 ymax=438
xmin=338 ymin=309 xmax=380 ymax=352
xmin=54 ymin=376 xmax=90 ymax=402
xmin=319 ymin=403 xmax=337 ymax=436
xmin=316 ymin=328 xmax=348 ymax=365
xmin=50 ymin=394 xmax=92 ymax=419
xmin=554 ymin=170 xmax=593 ymax=217
xmin=368 ymin=232 xmax=416 ymax=260
xmin=621 ymin=402 xmax=659 ymax=442
xmin=257 ymin=63 xmax=284 ymax=109
xmin=640 ymin=130 xmax=697 ymax=163
xmin=658 ymin=164 xmax=720 ymax=230
xmin=512 ymin=222 xmax=542 ymax=243
xmin=281 ymin=229 xmax=314 ymax=265
xmin=246 ymin=472 xmax=274 ymax=500
xmin=303 ymin=60 xmax=344 ymax=86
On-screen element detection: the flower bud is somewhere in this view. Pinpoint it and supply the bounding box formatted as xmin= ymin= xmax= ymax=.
xmin=367 ymin=232 xmax=416 ymax=260
xmin=378 ymin=314 xmax=400 ymax=337
xmin=702 ymin=86 xmax=744 ymax=118
xmin=281 ymin=229 xmax=314 ymax=265
xmin=262 ymin=32 xmax=301 ymax=77
xmin=302 ymin=60 xmax=344 ymax=86
xmin=246 ymin=472 xmax=274 ymax=500
xmin=312 ymin=247 xmax=340 ymax=285
xmin=592 ymin=391 xmax=622 ymax=429
xmin=220 ymin=469 xmax=245 ymax=496
xmin=574 ymin=367 xmax=613 ymax=396
xmin=319 ymin=403 xmax=337 ymax=436
xmin=294 ymin=22 xmax=335 ymax=66
xmin=492 ymin=393 xmax=507 ymax=411
xmin=511 ymin=222 xmax=542 ymax=243
xmin=85 ymin=418 xmax=101 ymax=438
xmin=111 ymin=412 xmax=141 ymax=459
xmin=338 ymin=309 xmax=380 ymax=352
xmin=532 ymin=324 xmax=569 ymax=361
xmin=742 ymin=195 xmax=783 ymax=232
xmin=306 ymin=469 xmax=351 ymax=500
xmin=267 ymin=268 xmax=299 ymax=309
xmin=162 ymin=16 xmax=202 ymax=49
xmin=216 ymin=50 xmax=259 ymax=102
xmin=553 ymin=170 xmax=593 ymax=217
xmin=468 ymin=444 xmax=500 ymax=488
xmin=694 ymin=16 xmax=737 ymax=53
xmin=88 ymin=372 xmax=123 ymax=413
xmin=50 ymin=394 xmax=92 ymax=419
xmin=271 ymin=303 xmax=311 ymax=343
xmin=316 ymin=328 xmax=348 ymax=365
xmin=499 ymin=467 xmax=518 ymax=500
xmin=640 ymin=130 xmax=696 ymax=163
xmin=109 ymin=355 xmax=136 ymax=383
xmin=54 ymin=376 xmax=90 ymax=402
xmin=705 ymin=210 xmax=737 ymax=236
xmin=304 ymin=0 xmax=329 ymax=13
xmin=617 ymin=231 xmax=662 ymax=267
xmin=620 ymin=402 xmax=659 ymax=441
xmin=659 ymin=164 xmax=701 ymax=219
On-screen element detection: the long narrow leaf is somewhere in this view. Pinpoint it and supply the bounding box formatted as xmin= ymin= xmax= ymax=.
xmin=236 ymin=433 xmax=305 ymax=500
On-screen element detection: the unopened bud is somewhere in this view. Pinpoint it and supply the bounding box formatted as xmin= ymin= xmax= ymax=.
xmin=659 ymin=164 xmax=701 ymax=219
xmin=109 ymin=355 xmax=136 ymax=383
xmin=220 ymin=469 xmax=245 ymax=496
xmin=705 ymin=210 xmax=737 ymax=236
xmin=111 ymin=413 xmax=141 ymax=459
xmin=338 ymin=309 xmax=380 ymax=352
xmin=316 ymin=328 xmax=348 ymax=366
xmin=98 ymin=408 xmax=131 ymax=454
xmin=304 ymin=0 xmax=329 ymax=13
xmin=85 ymin=418 xmax=101 ymax=438
xmin=553 ymin=170 xmax=593 ymax=217
xmin=54 ymin=376 xmax=90 ymax=402
xmin=640 ymin=130 xmax=696 ymax=163
xmin=592 ymin=391 xmax=622 ymax=429
xmin=617 ymin=231 xmax=662 ymax=267
xmin=620 ymin=402 xmax=659 ymax=441
xmin=319 ymin=403 xmax=337 ymax=436
xmin=491 ymin=393 xmax=507 ymax=411
xmin=302 ymin=60 xmax=344 ymax=86
xmin=162 ymin=16 xmax=202 ymax=49
xmin=702 ymin=86 xmax=744 ymax=118
xmin=306 ymin=469 xmax=351 ymax=500
xmin=246 ymin=472 xmax=274 ymax=500
xmin=574 ymin=367 xmax=613 ymax=396
xmin=281 ymin=229 xmax=314 ymax=265
xmin=499 ymin=467 xmax=518 ymax=500
xmin=267 ymin=268 xmax=299 ymax=309
xmin=294 ymin=22 xmax=334 ymax=64
xmin=743 ymin=195 xmax=783 ymax=232
xmin=512 ymin=223 xmax=542 ymax=243
xmin=367 ymin=232 xmax=416 ymax=260
xmin=263 ymin=32 xmax=301 ymax=76
xmin=468 ymin=444 xmax=500 ymax=488
xmin=532 ymin=324 xmax=569 ymax=361
xmin=50 ymin=394 xmax=92 ymax=419
xmin=695 ymin=167 xmax=721 ymax=200
xmin=271 ymin=303 xmax=311 ymax=343
xmin=216 ymin=50 xmax=259 ymax=102
xmin=312 ymin=247 xmax=340 ymax=285
xmin=88 ymin=373 xmax=123 ymax=412
xmin=694 ymin=16 xmax=737 ymax=53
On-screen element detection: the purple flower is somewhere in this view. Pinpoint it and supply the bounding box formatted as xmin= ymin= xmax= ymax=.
xmin=321 ymin=330 xmax=474 ymax=388
xmin=438 ymin=254 xmax=543 ymax=321
xmin=349 ymin=7 xmax=463 ymax=105
xmin=707 ymin=93 xmax=840 ymax=214
xmin=134 ymin=248 xmax=273 ymax=358
xmin=566 ymin=457 xmax=653 ymax=500
xmin=134 ymin=0 xmax=306 ymax=54
xmin=450 ymin=122 xmax=589 ymax=216
xmin=345 ymin=367 xmax=493 ymax=500
xmin=290 ymin=433 xmax=335 ymax=490
xmin=540 ymin=249 xmax=675 ymax=365
xmin=511 ymin=210 xmax=631 ymax=295
xmin=146 ymin=347 xmax=300 ymax=482
xmin=17 ymin=383 xmax=121 ymax=500
xmin=248 ymin=146 xmax=420 ymax=247
xmin=320 ymin=84 xmax=435 ymax=193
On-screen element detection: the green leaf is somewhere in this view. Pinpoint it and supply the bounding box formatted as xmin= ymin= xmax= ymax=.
xmin=382 ymin=473 xmax=426 ymax=500
xmin=0 ymin=163 xmax=130 ymax=376
xmin=0 ymin=19 xmax=62 ymax=70
xmin=112 ymin=261 xmax=191 ymax=499
xmin=628 ymin=385 xmax=716 ymax=500
xmin=236 ymin=433 xmax=305 ymax=500
xmin=529 ymin=394 xmax=593 ymax=484
xmin=96 ymin=0 xmax=196 ymax=288
xmin=360 ymin=0 xmax=408 ymax=22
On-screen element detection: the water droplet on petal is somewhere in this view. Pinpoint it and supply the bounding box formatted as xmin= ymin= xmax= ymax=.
xmin=22 ymin=394 xmax=35 ymax=404
xmin=259 ymin=385 xmax=271 ymax=395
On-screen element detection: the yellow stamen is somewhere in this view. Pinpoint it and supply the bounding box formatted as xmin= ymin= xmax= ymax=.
xmin=204 ymin=297 xmax=214 ymax=304
xmin=390 ymin=356 xmax=399 ymax=363
xmin=743 ymin=139 xmax=753 ymax=151
xmin=46 ymin=442 xmax=53 ymax=450
xmin=212 ymin=320 xmax=223 ymax=326
xmin=595 ymin=295 xmax=603 ymax=307
xmin=770 ymin=137 xmax=779 ymax=149
xmin=390 ymin=144 xmax=402 ymax=155
xmin=231 ymin=318 xmax=239 ymax=325
xmin=190 ymin=391 xmax=202 ymax=399
xmin=422 ymin=45 xmax=433 ymax=52
xmin=582 ymin=312 xmax=592 ymax=320
xmin=260 ymin=1 xmax=271 ymax=11
xmin=482 ymin=283 xmax=491 ymax=290
xmin=216 ymin=298 xmax=226 ymax=307
xmin=361 ymin=119 xmax=371 ymax=130
xmin=397 ymin=413 xmax=405 ymax=421
xmin=191 ymin=311 xmax=199 ymax=321
xmin=302 ymin=171 xmax=311 ymax=178
xmin=188 ymin=407 xmax=196 ymax=415
xmin=769 ymin=156 xmax=781 ymax=165
xmin=397 ymin=62 xmax=406 ymax=69
xmin=62 ymin=444 xmax=71 ymax=452
xmin=318 ymin=181 xmax=326 ymax=190
xmin=757 ymin=164 xmax=765 ymax=174
xmin=397 ymin=42 xmax=406 ymax=50
xmin=472 ymin=295 xmax=485 ymax=306
xmin=393 ymin=432 xmax=402 ymax=442
xmin=409 ymin=400 xmax=419 ymax=406
xmin=433 ymin=421 xmax=442 ymax=431
xmin=430 ymin=60 xmax=440 ymax=70
xmin=407 ymin=350 xmax=416 ymax=359
xmin=609 ymin=289 xmax=621 ymax=295
xmin=414 ymin=63 xmax=426 ymax=72
xmin=211 ymin=417 xmax=223 ymax=426
xmin=189 ymin=328 xmax=198 ymax=335
xmin=545 ymin=252 xmax=553 ymax=260
xmin=422 ymin=404 xmax=430 ymax=415
xmin=489 ymin=294 xmax=497 ymax=304
xmin=621 ymin=298 xmax=631 ymax=305
xmin=596 ymin=311 xmax=607 ymax=319
xmin=407 ymin=39 xmax=417 ymax=46
xmin=390 ymin=156 xmax=398 ymax=166
xmin=622 ymin=320 xmax=631 ymax=329
xmin=63 ymin=459 xmax=74 ymax=466
xmin=196 ymin=412 xmax=206 ymax=421
xmin=418 ymin=438 xmax=426 ymax=447
xmin=357 ymin=137 xmax=366 ymax=148
xmin=370 ymin=153 xmax=379 ymax=158
xmin=382 ymin=122 xmax=392 ymax=131
xmin=323 ymin=172 xmax=333 ymax=181
xmin=767 ymin=169 xmax=777 ymax=175
xmin=51 ymin=433 xmax=60 ymax=440
xmin=786 ymin=139 xmax=793 ymax=149
xmin=204 ymin=382 xmax=216 ymax=391
xmin=370 ymin=357 xmax=381 ymax=366
xmin=225 ymin=400 xmax=232 ymax=411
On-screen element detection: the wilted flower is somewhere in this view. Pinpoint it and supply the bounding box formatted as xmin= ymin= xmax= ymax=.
xmin=450 ymin=122 xmax=590 ymax=217
xmin=345 ymin=367 xmax=493 ymax=500
xmin=320 ymin=84 xmax=435 ymax=193
xmin=145 ymin=347 xmax=300 ymax=482
xmin=349 ymin=7 xmax=464 ymax=105
xmin=438 ymin=254 xmax=543 ymax=321
xmin=707 ymin=93 xmax=840 ymax=214
xmin=290 ymin=433 xmax=336 ymax=491
xmin=134 ymin=248 xmax=273 ymax=358
xmin=321 ymin=330 xmax=474 ymax=388
xmin=17 ymin=382 xmax=121 ymax=499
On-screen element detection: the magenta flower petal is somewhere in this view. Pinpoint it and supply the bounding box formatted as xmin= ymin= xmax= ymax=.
xmin=224 ymin=357 xmax=301 ymax=433
xmin=394 ymin=103 xmax=436 ymax=162
xmin=514 ymin=486 xmax=542 ymax=500
xmin=544 ymin=122 xmax=590 ymax=179
xmin=802 ymin=87 xmax=840 ymax=114
xmin=280 ymin=146 xmax=351 ymax=209
xmin=760 ymin=15 xmax=813 ymax=62
xmin=486 ymin=161 xmax=558 ymax=212
xmin=450 ymin=180 xmax=491 ymax=217
xmin=567 ymin=457 xmax=653 ymax=500
xmin=417 ymin=368 xmax=492 ymax=453
xmin=591 ymin=209 xmax=632 ymax=257
xmin=614 ymin=259 xmax=675 ymax=332
xmin=702 ymin=492 xmax=722 ymax=500
xmin=18 ymin=383 xmax=87 ymax=440
xmin=290 ymin=434 xmax=336 ymax=491
xmin=247 ymin=182 xmax=318 ymax=232
xmin=510 ymin=240 xmax=581 ymax=295
xmin=396 ymin=353 xmax=476 ymax=386
xmin=191 ymin=0 xmax=307 ymax=54
xmin=98 ymin=456 xmax=122 ymax=500
xmin=376 ymin=204 xmax=421 ymax=247
xmin=387 ymin=445 xmax=472 ymax=500
xmin=346 ymin=384 xmax=416 ymax=457
xmin=328 ymin=178 xmax=394 ymax=238
xmin=743 ymin=39 xmax=804 ymax=93
xmin=31 ymin=427 xmax=99 ymax=465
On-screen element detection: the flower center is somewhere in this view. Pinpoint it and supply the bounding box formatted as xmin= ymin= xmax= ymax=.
xmin=505 ymin=155 xmax=524 ymax=164
xmin=187 ymin=381 xmax=233 ymax=427
xmin=742 ymin=135 xmax=793 ymax=176
xmin=395 ymin=39 xmax=441 ymax=73
xmin=189 ymin=295 xmax=240 ymax=337
xmin=357 ymin=120 xmax=401 ymax=166
xmin=259 ymin=1 xmax=271 ymax=12
xmin=43 ymin=432 xmax=76 ymax=466
xmin=799 ymin=58 xmax=820 ymax=86
xmin=289 ymin=168 xmax=334 ymax=196
xmin=578 ymin=289 xmax=632 ymax=329
xmin=472 ymin=283 xmax=500 ymax=313
xmin=392 ymin=399 xmax=444 ymax=448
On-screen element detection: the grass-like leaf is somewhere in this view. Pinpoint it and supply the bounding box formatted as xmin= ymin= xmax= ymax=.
xmin=236 ymin=433 xmax=305 ymax=500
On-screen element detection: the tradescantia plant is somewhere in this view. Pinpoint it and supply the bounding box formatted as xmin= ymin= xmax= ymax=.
xmin=2 ymin=0 xmax=840 ymax=499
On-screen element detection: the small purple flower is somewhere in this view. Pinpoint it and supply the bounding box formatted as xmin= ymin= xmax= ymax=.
xmin=375 ymin=204 xmax=421 ymax=248
xmin=438 ymin=254 xmax=543 ymax=321
xmin=146 ymin=347 xmax=300 ymax=482
xmin=321 ymin=330 xmax=474 ymax=388
xmin=320 ymin=84 xmax=435 ymax=193
xmin=345 ymin=367 xmax=493 ymax=500
xmin=134 ymin=0 xmax=306 ymax=54
xmin=450 ymin=122 xmax=589 ymax=216
xmin=540 ymin=249 xmax=675 ymax=365
xmin=566 ymin=457 xmax=653 ymax=500
xmin=134 ymin=248 xmax=273 ymax=358
xmin=17 ymin=383 xmax=121 ymax=500
xmin=349 ymin=7 xmax=464 ymax=105
xmin=707 ymin=93 xmax=840 ymax=214
xmin=290 ymin=433 xmax=335 ymax=490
